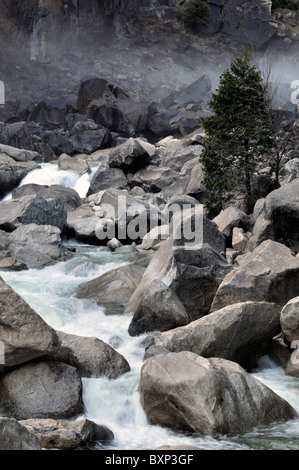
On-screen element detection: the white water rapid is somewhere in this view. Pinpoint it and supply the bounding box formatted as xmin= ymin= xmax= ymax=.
xmin=0 ymin=165 xmax=299 ymax=450
xmin=1 ymin=163 xmax=97 ymax=201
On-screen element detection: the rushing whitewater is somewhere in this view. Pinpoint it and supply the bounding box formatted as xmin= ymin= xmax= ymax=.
xmin=1 ymin=242 xmax=299 ymax=450
xmin=1 ymin=163 xmax=97 ymax=202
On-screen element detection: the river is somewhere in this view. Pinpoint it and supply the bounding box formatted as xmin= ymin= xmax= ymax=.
xmin=0 ymin=164 xmax=298 ymax=450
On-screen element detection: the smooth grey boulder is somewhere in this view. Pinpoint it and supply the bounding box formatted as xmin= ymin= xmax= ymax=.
xmin=0 ymin=418 xmax=41 ymax=450
xmin=20 ymin=418 xmax=113 ymax=450
xmin=76 ymin=264 xmax=145 ymax=316
xmin=280 ymin=297 xmax=299 ymax=345
xmin=144 ymin=301 xmax=281 ymax=370
xmin=211 ymin=240 xmax=299 ymax=312
xmin=127 ymin=227 xmax=231 ymax=335
xmin=107 ymin=237 xmax=123 ymax=252
xmin=247 ymin=179 xmax=299 ymax=253
xmin=12 ymin=184 xmax=82 ymax=212
xmin=0 ymin=195 xmax=67 ymax=232
xmin=0 ymin=360 xmax=83 ymax=420
xmin=0 ymin=277 xmax=60 ymax=369
xmin=138 ymin=225 xmax=170 ymax=250
xmin=139 ymin=352 xmax=297 ymax=436
xmin=128 ymin=279 xmax=189 ymax=337
xmin=58 ymin=153 xmax=90 ymax=175
xmin=8 ymin=223 xmax=63 ymax=269
xmin=51 ymin=331 xmax=130 ymax=379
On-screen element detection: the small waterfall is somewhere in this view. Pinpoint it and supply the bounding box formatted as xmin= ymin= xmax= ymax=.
xmin=1 ymin=163 xmax=97 ymax=201
xmin=1 ymin=241 xmax=299 ymax=450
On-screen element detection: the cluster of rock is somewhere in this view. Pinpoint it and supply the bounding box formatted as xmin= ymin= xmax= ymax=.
xmin=1 ymin=75 xmax=299 ymax=448
xmin=0 ymin=276 xmax=130 ymax=449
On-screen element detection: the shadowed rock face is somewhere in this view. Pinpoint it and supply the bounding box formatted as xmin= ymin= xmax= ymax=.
xmin=0 ymin=417 xmax=41 ymax=450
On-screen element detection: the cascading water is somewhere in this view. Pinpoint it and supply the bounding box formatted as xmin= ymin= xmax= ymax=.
xmin=1 ymin=241 xmax=299 ymax=450
xmin=1 ymin=165 xmax=299 ymax=450
xmin=1 ymin=163 xmax=97 ymax=201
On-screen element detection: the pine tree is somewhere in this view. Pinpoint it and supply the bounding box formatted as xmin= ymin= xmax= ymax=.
xmin=200 ymin=52 xmax=273 ymax=212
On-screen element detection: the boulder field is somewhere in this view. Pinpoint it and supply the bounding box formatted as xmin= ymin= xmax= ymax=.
xmin=1 ymin=61 xmax=299 ymax=447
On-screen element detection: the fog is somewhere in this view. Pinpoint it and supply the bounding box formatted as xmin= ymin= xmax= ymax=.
xmin=0 ymin=2 xmax=298 ymax=115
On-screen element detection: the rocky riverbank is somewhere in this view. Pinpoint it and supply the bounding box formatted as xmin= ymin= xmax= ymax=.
xmin=0 ymin=70 xmax=299 ymax=449
xmin=1 ymin=0 xmax=299 ymax=451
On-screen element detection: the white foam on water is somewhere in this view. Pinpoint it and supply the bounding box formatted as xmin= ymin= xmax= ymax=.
xmin=1 ymin=245 xmax=299 ymax=450
xmin=1 ymin=163 xmax=97 ymax=201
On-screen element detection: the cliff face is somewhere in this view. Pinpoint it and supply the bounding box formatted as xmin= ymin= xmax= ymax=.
xmin=0 ymin=0 xmax=277 ymax=68
xmin=0 ymin=0 xmax=296 ymax=112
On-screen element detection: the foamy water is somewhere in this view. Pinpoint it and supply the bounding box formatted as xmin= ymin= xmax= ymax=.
xmin=1 ymin=244 xmax=299 ymax=450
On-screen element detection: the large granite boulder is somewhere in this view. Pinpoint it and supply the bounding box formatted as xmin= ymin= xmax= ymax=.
xmin=0 ymin=153 xmax=38 ymax=199
xmin=144 ymin=301 xmax=281 ymax=370
xmin=127 ymin=212 xmax=231 ymax=336
xmin=8 ymin=223 xmax=63 ymax=269
xmin=247 ymin=179 xmax=299 ymax=253
xmin=108 ymin=138 xmax=154 ymax=174
xmin=0 ymin=277 xmax=60 ymax=369
xmin=75 ymin=264 xmax=146 ymax=315
xmin=0 ymin=195 xmax=67 ymax=232
xmin=280 ymin=297 xmax=299 ymax=345
xmin=51 ymin=331 xmax=130 ymax=379
xmin=12 ymin=184 xmax=82 ymax=212
xmin=87 ymin=164 xmax=127 ymax=196
xmin=211 ymin=240 xmax=299 ymax=311
xmin=140 ymin=352 xmax=297 ymax=436
xmin=0 ymin=360 xmax=83 ymax=420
